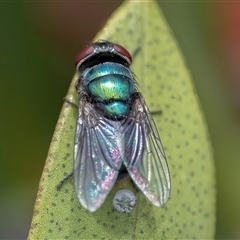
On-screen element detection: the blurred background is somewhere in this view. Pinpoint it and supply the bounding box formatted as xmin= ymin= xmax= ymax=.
xmin=1 ymin=1 xmax=240 ymax=239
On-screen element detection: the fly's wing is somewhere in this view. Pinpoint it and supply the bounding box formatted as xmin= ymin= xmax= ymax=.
xmin=122 ymin=94 xmax=171 ymax=207
xmin=74 ymin=100 xmax=122 ymax=212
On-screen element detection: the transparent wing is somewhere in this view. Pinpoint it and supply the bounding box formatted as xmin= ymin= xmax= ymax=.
xmin=122 ymin=94 xmax=171 ymax=207
xmin=74 ymin=100 xmax=122 ymax=212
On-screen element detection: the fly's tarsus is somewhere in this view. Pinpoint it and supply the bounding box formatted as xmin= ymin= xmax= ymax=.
xmin=132 ymin=46 xmax=141 ymax=59
xmin=63 ymin=97 xmax=78 ymax=108
xmin=57 ymin=171 xmax=73 ymax=190
xmin=151 ymin=110 xmax=162 ymax=115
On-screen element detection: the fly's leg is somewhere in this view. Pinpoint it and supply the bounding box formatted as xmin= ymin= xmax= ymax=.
xmin=56 ymin=97 xmax=77 ymax=190
xmin=57 ymin=171 xmax=74 ymax=190
xmin=151 ymin=110 xmax=162 ymax=115
xmin=63 ymin=91 xmax=91 ymax=109
xmin=132 ymin=46 xmax=141 ymax=59
xmin=63 ymin=97 xmax=78 ymax=109
xmin=133 ymin=92 xmax=162 ymax=116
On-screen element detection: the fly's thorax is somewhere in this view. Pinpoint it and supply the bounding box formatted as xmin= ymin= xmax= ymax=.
xmin=81 ymin=62 xmax=136 ymax=119
xmin=82 ymin=62 xmax=135 ymax=99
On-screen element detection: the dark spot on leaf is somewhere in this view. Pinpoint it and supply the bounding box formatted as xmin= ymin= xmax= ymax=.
xmin=201 ymin=166 xmax=206 ymax=171
xmin=126 ymin=12 xmax=132 ymax=18
xmin=64 ymin=152 xmax=71 ymax=160
xmin=195 ymin=149 xmax=200 ymax=154
xmin=128 ymin=29 xmax=134 ymax=35
xmin=192 ymin=134 xmax=198 ymax=139
xmin=204 ymin=213 xmax=209 ymax=218
xmin=103 ymin=223 xmax=107 ymax=227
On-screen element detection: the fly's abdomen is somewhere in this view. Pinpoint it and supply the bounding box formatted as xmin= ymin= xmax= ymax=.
xmin=82 ymin=62 xmax=136 ymax=119
xmin=104 ymin=101 xmax=130 ymax=118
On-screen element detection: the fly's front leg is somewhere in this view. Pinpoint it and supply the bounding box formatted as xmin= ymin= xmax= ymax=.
xmin=63 ymin=97 xmax=78 ymax=109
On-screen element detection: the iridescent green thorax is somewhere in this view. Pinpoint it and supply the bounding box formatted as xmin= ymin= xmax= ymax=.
xmin=81 ymin=62 xmax=136 ymax=119
xmin=88 ymin=75 xmax=131 ymax=100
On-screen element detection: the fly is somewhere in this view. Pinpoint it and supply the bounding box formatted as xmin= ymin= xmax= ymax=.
xmin=60 ymin=40 xmax=171 ymax=212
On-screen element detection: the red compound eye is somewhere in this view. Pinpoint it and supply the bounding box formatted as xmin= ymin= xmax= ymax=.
xmin=114 ymin=44 xmax=132 ymax=63
xmin=74 ymin=45 xmax=94 ymax=67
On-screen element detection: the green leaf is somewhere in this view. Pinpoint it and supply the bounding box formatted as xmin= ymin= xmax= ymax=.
xmin=28 ymin=0 xmax=215 ymax=239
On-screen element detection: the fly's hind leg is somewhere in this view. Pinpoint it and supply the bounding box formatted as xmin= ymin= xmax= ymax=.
xmin=58 ymin=93 xmax=90 ymax=190
xmin=57 ymin=171 xmax=74 ymax=190
xmin=56 ymin=97 xmax=77 ymax=190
